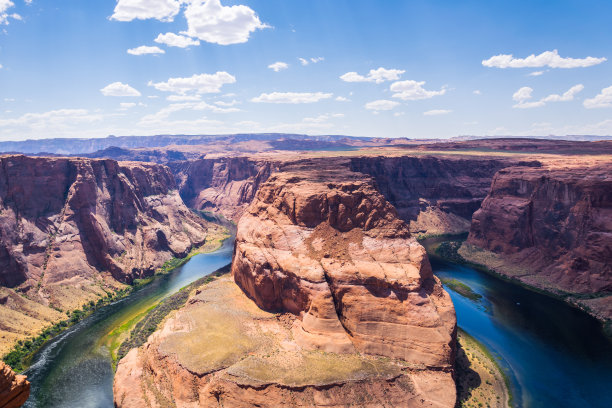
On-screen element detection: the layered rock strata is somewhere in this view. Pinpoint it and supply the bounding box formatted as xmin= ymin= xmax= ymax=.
xmin=0 ymin=362 xmax=29 ymax=408
xmin=115 ymin=167 xmax=457 ymax=407
xmin=170 ymin=157 xmax=274 ymax=222
xmin=0 ymin=155 xmax=213 ymax=353
xmin=462 ymin=164 xmax=612 ymax=320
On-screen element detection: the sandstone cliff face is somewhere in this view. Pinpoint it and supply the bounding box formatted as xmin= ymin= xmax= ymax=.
xmin=114 ymin=166 xmax=457 ymax=407
xmin=170 ymin=157 xmax=274 ymax=222
xmin=0 ymin=362 xmax=29 ymax=408
xmin=463 ymin=164 xmax=612 ymax=319
xmin=0 ymin=155 xmax=211 ymax=353
xmin=349 ymin=156 xmax=526 ymax=235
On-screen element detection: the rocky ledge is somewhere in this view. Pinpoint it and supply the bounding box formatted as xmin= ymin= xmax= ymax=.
xmin=0 ymin=361 xmax=29 ymax=408
xmin=115 ymin=166 xmax=457 ymax=407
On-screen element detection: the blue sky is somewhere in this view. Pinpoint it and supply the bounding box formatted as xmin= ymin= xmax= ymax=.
xmin=1 ymin=0 xmax=612 ymax=140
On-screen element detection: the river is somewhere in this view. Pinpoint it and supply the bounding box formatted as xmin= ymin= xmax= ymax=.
xmin=423 ymin=237 xmax=612 ymax=408
xmin=22 ymin=235 xmax=612 ymax=407
xmin=23 ymin=237 xmax=234 ymax=408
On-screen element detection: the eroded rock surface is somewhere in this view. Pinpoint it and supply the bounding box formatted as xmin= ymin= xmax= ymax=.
xmin=462 ymin=164 xmax=612 ymax=320
xmin=0 ymin=361 xmax=29 ymax=408
xmin=0 ymin=155 xmax=213 ymax=353
xmin=114 ymin=166 xmax=457 ymax=407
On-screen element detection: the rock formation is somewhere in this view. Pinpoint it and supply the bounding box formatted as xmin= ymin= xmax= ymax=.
xmin=0 ymin=361 xmax=29 ymax=408
xmin=461 ymin=163 xmax=612 ymax=320
xmin=115 ymin=166 xmax=457 ymax=407
xmin=0 ymin=155 xmax=213 ymax=354
xmin=170 ymin=157 xmax=274 ymax=222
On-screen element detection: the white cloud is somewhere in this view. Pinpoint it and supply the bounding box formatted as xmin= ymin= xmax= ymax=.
xmin=0 ymin=0 xmax=20 ymax=25
xmin=528 ymin=70 xmax=545 ymax=77
xmin=214 ymin=99 xmax=239 ymax=107
xmin=393 ymin=112 xmax=405 ymax=117
xmin=167 ymin=94 xmax=202 ymax=102
xmin=423 ymin=109 xmax=452 ymax=116
xmin=251 ymin=92 xmax=332 ymax=104
xmin=149 ymin=72 xmax=236 ymax=95
xmin=119 ymin=102 xmax=137 ymax=110
xmin=140 ymin=101 xmax=240 ymax=124
xmin=483 ymin=50 xmax=606 ymax=69
xmin=183 ymin=0 xmax=268 ymax=45
xmin=0 ymin=63 xmax=3 ymax=69
xmin=340 ymin=67 xmax=405 ymax=84
xmin=303 ymin=113 xmax=344 ymax=123
xmin=298 ymin=57 xmax=324 ymax=66
xmin=583 ymin=86 xmax=612 ymax=109
xmin=473 ymin=90 xmax=481 ymax=95
xmin=155 ymin=32 xmax=200 ymax=48
xmin=100 ymin=82 xmax=142 ymax=97
xmin=127 ymin=45 xmax=165 ymax=55
xmin=268 ymin=62 xmax=288 ymax=72
xmin=390 ymin=80 xmax=446 ymax=100
xmin=335 ymin=96 xmax=350 ymax=102
xmin=0 ymin=109 xmax=104 ymax=139
xmin=111 ymin=0 xmax=182 ymax=22
xmin=364 ymin=99 xmax=399 ymax=111
xmin=512 ymin=84 xmax=584 ymax=109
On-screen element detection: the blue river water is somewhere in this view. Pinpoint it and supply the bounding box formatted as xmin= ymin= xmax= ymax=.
xmin=426 ymin=240 xmax=612 ymax=408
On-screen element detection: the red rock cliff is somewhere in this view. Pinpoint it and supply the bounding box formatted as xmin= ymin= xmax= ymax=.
xmin=0 ymin=155 xmax=212 ymax=352
xmin=463 ymin=164 xmax=612 ymax=320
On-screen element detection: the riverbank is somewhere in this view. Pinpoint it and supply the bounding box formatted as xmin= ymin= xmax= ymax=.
xmin=2 ymin=224 xmax=230 ymax=373
xmin=456 ymin=329 xmax=511 ymax=408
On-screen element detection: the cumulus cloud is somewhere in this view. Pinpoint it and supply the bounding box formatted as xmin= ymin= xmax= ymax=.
xmin=119 ymin=102 xmax=137 ymax=110
xmin=268 ymin=62 xmax=288 ymax=72
xmin=148 ymin=72 xmax=236 ymax=96
xmin=100 ymin=82 xmax=142 ymax=97
xmin=512 ymin=84 xmax=584 ymax=109
xmin=335 ymin=96 xmax=350 ymax=102
xmin=390 ymin=80 xmax=446 ymax=100
xmin=111 ymin=0 xmax=182 ymax=22
xmin=340 ymin=67 xmax=405 ymax=84
xmin=364 ymin=99 xmax=399 ymax=111
xmin=423 ymin=109 xmax=452 ymax=116
xmin=127 ymin=45 xmax=165 ymax=55
xmin=155 ymin=32 xmax=200 ymax=48
xmin=214 ymin=99 xmax=239 ymax=107
xmin=583 ymin=86 xmax=612 ymax=109
xmin=483 ymin=50 xmax=606 ymax=69
xmin=251 ymin=92 xmax=332 ymax=104
xmin=183 ymin=0 xmax=268 ymax=45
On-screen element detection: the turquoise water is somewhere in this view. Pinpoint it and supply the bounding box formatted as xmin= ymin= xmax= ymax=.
xmin=426 ymin=240 xmax=612 ymax=408
xmin=23 ymin=237 xmax=233 ymax=408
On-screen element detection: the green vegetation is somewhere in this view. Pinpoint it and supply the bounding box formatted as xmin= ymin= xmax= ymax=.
xmin=114 ymin=266 xmax=230 ymax=366
xmin=440 ymin=278 xmax=482 ymax=302
xmin=434 ymin=240 xmax=468 ymax=264
xmin=2 ymin=287 xmax=133 ymax=372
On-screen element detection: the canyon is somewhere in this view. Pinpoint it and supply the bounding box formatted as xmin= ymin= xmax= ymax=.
xmin=114 ymin=165 xmax=457 ymax=407
xmin=0 ymin=135 xmax=610 ymax=407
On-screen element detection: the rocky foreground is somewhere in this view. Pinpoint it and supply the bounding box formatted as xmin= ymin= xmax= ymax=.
xmin=114 ymin=166 xmax=457 ymax=407
xmin=0 ymin=155 xmax=214 ymax=354
xmin=0 ymin=362 xmax=29 ymax=408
